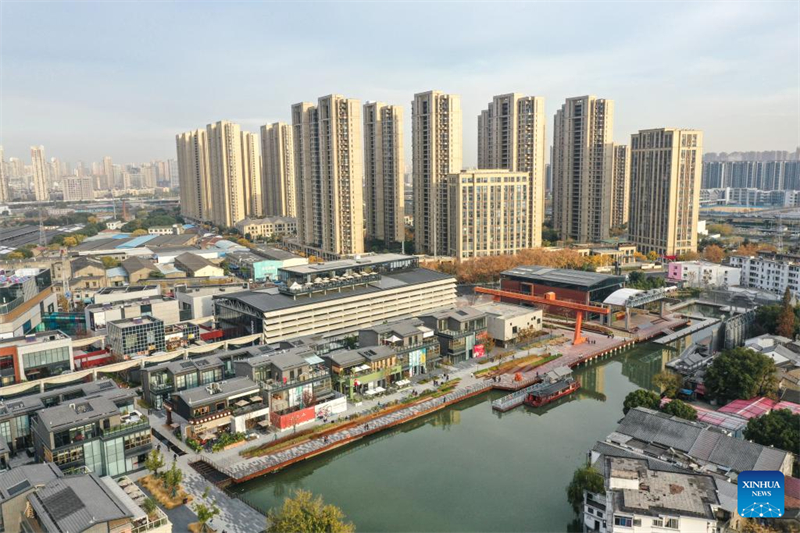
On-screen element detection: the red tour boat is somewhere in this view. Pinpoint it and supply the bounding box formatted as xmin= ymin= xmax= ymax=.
xmin=523 ymin=376 xmax=580 ymax=407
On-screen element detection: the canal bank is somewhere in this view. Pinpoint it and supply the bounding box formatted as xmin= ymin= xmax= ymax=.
xmin=230 ymin=342 xmax=675 ymax=532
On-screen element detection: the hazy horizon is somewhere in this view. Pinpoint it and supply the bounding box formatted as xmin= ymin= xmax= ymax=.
xmin=1 ymin=1 xmax=798 ymax=165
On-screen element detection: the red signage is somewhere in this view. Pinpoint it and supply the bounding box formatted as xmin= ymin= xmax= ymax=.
xmin=473 ymin=344 xmax=485 ymax=358
xmin=270 ymin=405 xmax=316 ymax=430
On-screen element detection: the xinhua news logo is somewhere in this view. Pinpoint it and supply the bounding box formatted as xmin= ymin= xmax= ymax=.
xmin=738 ymin=471 xmax=784 ymax=518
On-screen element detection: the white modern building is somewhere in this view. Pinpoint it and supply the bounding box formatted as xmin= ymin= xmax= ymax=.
xmin=728 ymin=251 xmax=800 ymax=297
xmin=473 ymin=301 xmax=542 ymax=346
xmin=666 ymin=261 xmax=741 ymax=288
xmin=214 ymin=254 xmax=456 ymax=344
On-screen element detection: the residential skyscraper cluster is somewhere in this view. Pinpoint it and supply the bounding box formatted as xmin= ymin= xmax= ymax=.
xmin=0 ymin=145 xmax=178 ymax=203
xmin=176 ymin=90 xmax=705 ymax=259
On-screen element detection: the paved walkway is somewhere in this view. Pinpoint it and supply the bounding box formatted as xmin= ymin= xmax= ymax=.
xmin=129 ymin=452 xmax=266 ymax=533
xmin=141 ymin=326 xmax=642 ymax=529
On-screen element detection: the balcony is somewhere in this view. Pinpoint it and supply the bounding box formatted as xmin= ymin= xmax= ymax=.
xmin=102 ymin=415 xmax=150 ymax=438
xmin=261 ymin=368 xmax=331 ymax=391
xmin=231 ymin=401 xmax=270 ymax=416
xmin=149 ymin=381 xmax=173 ymax=394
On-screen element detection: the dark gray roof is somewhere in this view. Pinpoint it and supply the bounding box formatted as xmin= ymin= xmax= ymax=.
xmin=37 ymin=396 xmax=120 ymax=432
xmin=269 ymin=349 xmax=311 ymax=371
xmin=253 ymin=246 xmax=301 ymax=261
xmin=355 ymin=345 xmax=395 ymax=362
xmin=121 ymin=256 xmax=157 ymax=274
xmin=361 ymin=317 xmax=427 ymax=337
xmin=173 ymin=377 xmax=259 ymax=405
xmin=502 ymin=265 xmax=625 ymax=289
xmin=216 ymin=268 xmax=453 ymax=314
xmin=324 ymin=349 xmax=368 ymax=368
xmin=0 ymin=379 xmax=132 ymax=421
xmin=617 ymin=408 xmax=791 ymax=473
xmin=70 ymin=256 xmax=104 ymax=272
xmin=28 ymin=474 xmax=132 ymax=533
xmin=0 ymin=464 xmax=62 ymax=502
xmin=163 ymin=355 xmax=223 ymax=375
xmin=175 ymin=252 xmax=218 ymax=272
xmin=420 ymin=306 xmax=485 ymax=322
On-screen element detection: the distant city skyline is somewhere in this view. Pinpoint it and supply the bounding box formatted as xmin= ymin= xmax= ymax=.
xmin=2 ymin=1 xmax=798 ymax=163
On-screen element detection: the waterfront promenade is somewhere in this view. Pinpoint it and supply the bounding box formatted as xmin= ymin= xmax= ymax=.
xmin=195 ymin=325 xmax=651 ymax=484
xmin=142 ymin=318 xmax=685 ymax=529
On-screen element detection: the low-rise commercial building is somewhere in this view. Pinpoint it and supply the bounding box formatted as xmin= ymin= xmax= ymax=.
xmin=0 ymin=330 xmax=73 ymax=385
xmin=359 ymin=317 xmax=441 ymax=376
xmin=0 ymin=268 xmax=57 ymax=339
xmin=142 ymin=355 xmax=229 ymax=409
xmin=473 ymin=301 xmax=542 ymax=346
xmin=176 ymin=283 xmax=249 ymax=320
xmin=667 ymin=260 xmax=741 ymax=288
xmin=107 ymin=316 xmax=166 ymax=358
xmin=419 ymin=307 xmax=488 ymax=363
xmin=0 ymin=465 xmax=166 ymax=533
xmin=214 ymin=254 xmax=456 ymax=343
xmin=93 ymin=285 xmax=161 ymax=305
xmin=169 ymin=377 xmax=267 ymax=439
xmin=84 ymin=296 xmax=180 ymax=333
xmin=325 ymin=346 xmax=402 ymax=399
xmin=234 ymin=347 xmax=338 ymax=429
xmin=0 ymin=379 xmax=134 ymax=454
xmin=499 ymin=266 xmax=625 ymax=310
xmin=32 ymin=394 xmax=151 ymax=476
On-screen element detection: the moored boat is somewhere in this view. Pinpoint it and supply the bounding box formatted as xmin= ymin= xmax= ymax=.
xmin=523 ymin=376 xmax=580 ymax=407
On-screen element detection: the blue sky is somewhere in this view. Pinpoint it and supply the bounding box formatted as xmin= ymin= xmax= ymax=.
xmin=1 ymin=1 xmax=798 ymax=165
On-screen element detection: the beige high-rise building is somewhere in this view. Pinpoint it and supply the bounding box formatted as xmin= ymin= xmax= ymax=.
xmin=478 ymin=93 xmax=546 ymax=247
xmin=552 ymin=95 xmax=614 ymax=243
xmin=292 ymin=102 xmax=322 ymax=247
xmin=447 ymin=170 xmax=531 ymax=261
xmin=260 ymin=122 xmax=296 ymax=218
xmin=317 ymin=95 xmax=364 ymax=255
xmin=63 ymin=176 xmax=94 ymax=202
xmin=30 ymin=146 xmax=49 ymax=201
xmin=0 ymin=146 xmax=8 ymax=203
xmin=206 ymin=121 xmax=248 ymax=228
xmin=611 ymin=144 xmax=631 ymax=228
xmin=628 ymin=128 xmax=703 ymax=258
xmin=103 ymin=156 xmax=114 ymax=190
xmin=176 ymin=128 xmax=212 ymax=222
xmin=412 ymin=90 xmax=462 ymax=256
xmin=240 ymin=130 xmax=263 ymax=218
xmin=364 ymin=102 xmax=404 ymax=246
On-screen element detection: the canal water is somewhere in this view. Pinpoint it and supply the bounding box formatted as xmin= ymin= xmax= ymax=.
xmin=232 ymin=342 xmax=678 ymax=532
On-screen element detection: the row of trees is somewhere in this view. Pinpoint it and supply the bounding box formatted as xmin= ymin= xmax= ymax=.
xmin=425 ymin=248 xmax=609 ymax=284
xmin=144 ymin=449 xmax=185 ymax=497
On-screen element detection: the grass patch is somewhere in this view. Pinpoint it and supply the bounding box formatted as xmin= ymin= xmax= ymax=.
xmin=139 ymin=475 xmax=192 ymax=510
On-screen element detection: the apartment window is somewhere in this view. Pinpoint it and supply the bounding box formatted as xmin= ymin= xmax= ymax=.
xmin=663 ymin=518 xmax=679 ymax=529
xmin=613 ymin=516 xmax=633 ymax=528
